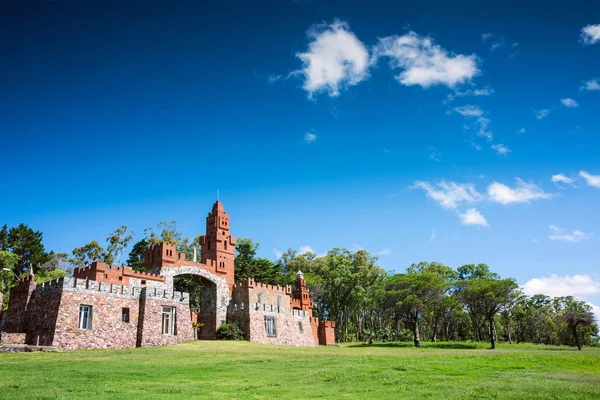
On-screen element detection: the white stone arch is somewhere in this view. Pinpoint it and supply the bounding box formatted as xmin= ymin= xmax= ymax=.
xmin=161 ymin=266 xmax=230 ymax=339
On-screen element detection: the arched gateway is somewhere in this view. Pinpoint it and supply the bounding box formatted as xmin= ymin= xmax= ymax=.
xmin=0 ymin=200 xmax=336 ymax=350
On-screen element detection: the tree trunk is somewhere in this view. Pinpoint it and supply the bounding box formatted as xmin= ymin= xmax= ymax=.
xmin=432 ymin=317 xmax=438 ymax=342
xmin=445 ymin=321 xmax=450 ymax=341
xmin=413 ymin=312 xmax=421 ymax=347
xmin=573 ymin=325 xmax=582 ymax=351
xmin=489 ymin=317 xmax=496 ymax=349
xmin=506 ymin=326 xmax=512 ymax=344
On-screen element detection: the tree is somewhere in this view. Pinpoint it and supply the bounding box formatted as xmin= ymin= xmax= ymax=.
xmin=105 ymin=225 xmax=133 ymax=266
xmin=144 ymin=221 xmax=181 ymax=245
xmin=458 ymin=278 xmax=519 ymax=349
xmin=1 ymin=224 xmax=49 ymax=275
xmin=384 ymin=272 xmax=446 ymax=347
xmin=127 ymin=239 xmax=149 ymax=271
xmin=556 ymin=298 xmax=598 ymax=351
xmin=234 ymin=238 xmax=285 ymax=285
xmin=70 ymin=240 xmax=106 ymax=267
xmin=0 ymin=250 xmax=21 ymax=292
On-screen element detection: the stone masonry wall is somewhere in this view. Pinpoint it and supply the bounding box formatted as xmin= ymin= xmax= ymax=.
xmin=137 ymin=294 xmax=193 ymax=347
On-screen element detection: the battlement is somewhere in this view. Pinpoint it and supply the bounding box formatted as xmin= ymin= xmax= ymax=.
xmin=319 ymin=320 xmax=336 ymax=329
xmin=19 ymin=275 xmax=35 ymax=283
xmin=232 ymin=277 xmax=292 ymax=295
xmin=291 ymin=309 xmax=310 ymax=318
xmin=36 ymin=277 xmax=146 ymax=298
xmin=74 ymin=262 xmax=165 ymax=285
xmin=145 ymin=287 xmax=189 ymax=302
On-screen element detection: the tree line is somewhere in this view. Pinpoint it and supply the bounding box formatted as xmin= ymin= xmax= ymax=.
xmin=1 ymin=223 xmax=598 ymax=350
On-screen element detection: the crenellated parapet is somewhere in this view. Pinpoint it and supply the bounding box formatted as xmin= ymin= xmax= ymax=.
xmin=232 ymin=277 xmax=292 ymax=295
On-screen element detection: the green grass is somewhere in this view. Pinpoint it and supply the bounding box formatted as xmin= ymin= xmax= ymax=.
xmin=1 ymin=341 xmax=599 ymax=399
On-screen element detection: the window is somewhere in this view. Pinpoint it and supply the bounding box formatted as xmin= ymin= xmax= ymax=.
xmin=224 ymin=241 xmax=227 ymax=250
xmin=79 ymin=305 xmax=92 ymax=330
xmin=298 ymin=321 xmax=304 ymax=333
xmin=258 ymin=292 xmax=264 ymax=304
xmin=264 ymin=316 xmax=277 ymax=337
xmin=122 ymin=308 xmax=130 ymax=323
xmin=162 ymin=306 xmax=177 ymax=335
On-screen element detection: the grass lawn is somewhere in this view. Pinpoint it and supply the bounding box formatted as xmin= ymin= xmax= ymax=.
xmin=1 ymin=341 xmax=599 ymax=399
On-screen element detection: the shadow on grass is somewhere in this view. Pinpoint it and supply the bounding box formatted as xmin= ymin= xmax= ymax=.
xmin=348 ymin=342 xmax=479 ymax=350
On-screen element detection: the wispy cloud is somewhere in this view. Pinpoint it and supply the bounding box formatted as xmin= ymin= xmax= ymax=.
xmin=517 ymin=127 xmax=526 ymax=134
xmin=535 ymin=109 xmax=550 ymax=119
xmin=491 ymin=143 xmax=511 ymax=156
xmin=551 ymin=174 xmax=575 ymax=187
xmin=458 ymin=208 xmax=489 ymax=227
xmin=413 ymin=180 xmax=483 ymax=209
xmin=428 ymin=146 xmax=441 ymax=161
xmin=580 ymin=171 xmax=600 ymax=188
xmin=581 ymin=24 xmax=600 ymax=45
xmin=548 ymin=225 xmax=590 ymax=243
xmin=560 ymin=98 xmax=579 ymax=108
xmin=374 ymin=32 xmax=480 ymax=88
xmin=304 ymin=131 xmax=317 ymax=143
xmin=295 ymin=20 xmax=370 ymax=98
xmin=377 ymin=248 xmax=391 ymax=256
xmin=446 ymin=86 xmax=494 ymax=102
xmin=481 ymin=33 xmax=505 ymax=51
xmin=580 ymin=79 xmax=600 ymax=91
xmin=488 ymin=178 xmax=553 ymax=205
xmin=453 ymin=105 xmax=484 ymax=117
xmin=299 ymin=245 xmax=316 ymax=254
xmin=429 ymin=229 xmax=437 ymax=241
xmin=273 ymin=248 xmax=283 ymax=259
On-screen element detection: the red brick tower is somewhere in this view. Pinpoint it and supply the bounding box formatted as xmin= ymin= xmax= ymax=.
xmin=292 ymin=271 xmax=313 ymax=311
xmin=200 ymin=200 xmax=236 ymax=290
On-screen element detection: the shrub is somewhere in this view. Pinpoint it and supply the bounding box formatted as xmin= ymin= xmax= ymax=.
xmin=216 ymin=322 xmax=245 ymax=340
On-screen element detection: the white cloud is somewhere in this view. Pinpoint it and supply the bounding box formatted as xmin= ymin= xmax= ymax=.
xmin=377 ymin=248 xmax=391 ymax=256
xmin=428 ymin=146 xmax=441 ymax=161
xmin=429 ymin=229 xmax=437 ymax=241
xmin=581 ymin=24 xmax=600 ymax=45
xmin=517 ymin=127 xmax=526 ymax=134
xmin=446 ymin=86 xmax=494 ymax=102
xmin=522 ymin=274 xmax=600 ymax=297
xmin=481 ymin=33 xmax=505 ymax=51
xmin=413 ymin=180 xmax=483 ymax=209
xmin=299 ymin=245 xmax=315 ymax=254
xmin=580 ymin=171 xmax=600 ymax=188
xmin=488 ymin=178 xmax=553 ymax=205
xmin=491 ymin=143 xmax=511 ymax=156
xmin=304 ymin=132 xmax=317 ymax=143
xmin=295 ymin=20 xmax=370 ymax=98
xmin=551 ymin=174 xmax=575 ymax=186
xmin=535 ymin=109 xmax=550 ymax=119
xmin=548 ymin=225 xmax=590 ymax=243
xmin=560 ymin=98 xmax=579 ymax=108
xmin=580 ymin=79 xmax=600 ymax=91
xmin=273 ymin=248 xmax=283 ymax=259
xmin=453 ymin=105 xmax=484 ymax=117
xmin=474 ymin=117 xmax=493 ymax=140
xmin=459 ymin=208 xmax=489 ymax=227
xmin=374 ymin=32 xmax=480 ymax=88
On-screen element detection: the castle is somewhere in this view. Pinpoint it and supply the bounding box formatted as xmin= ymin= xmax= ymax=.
xmin=0 ymin=201 xmax=335 ymax=350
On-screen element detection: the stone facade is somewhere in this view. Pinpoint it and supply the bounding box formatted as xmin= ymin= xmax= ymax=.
xmin=1 ymin=200 xmax=335 ymax=350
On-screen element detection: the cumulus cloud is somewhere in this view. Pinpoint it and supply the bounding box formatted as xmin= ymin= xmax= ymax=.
xmin=488 ymin=178 xmax=553 ymax=205
xmin=548 ymin=225 xmax=590 ymax=242
xmin=304 ymin=132 xmax=317 ymax=143
xmin=580 ymin=171 xmax=600 ymax=188
xmin=413 ymin=180 xmax=483 ymax=209
xmin=522 ymin=274 xmax=600 ymax=297
xmin=453 ymin=105 xmax=484 ymax=117
xmin=535 ymin=109 xmax=550 ymax=119
xmin=491 ymin=143 xmax=511 ymax=156
xmin=581 ymin=23 xmax=600 ymax=45
xmin=458 ymin=208 xmax=489 ymax=227
xmin=580 ymin=79 xmax=600 ymax=91
xmin=374 ymin=32 xmax=480 ymax=88
xmin=551 ymin=174 xmax=575 ymax=186
xmin=560 ymin=98 xmax=579 ymax=108
xmin=295 ymin=20 xmax=370 ymax=97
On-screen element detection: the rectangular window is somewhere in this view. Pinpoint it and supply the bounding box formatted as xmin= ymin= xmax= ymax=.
xmin=162 ymin=306 xmax=176 ymax=335
xmin=298 ymin=321 xmax=304 ymax=333
xmin=79 ymin=305 xmax=92 ymax=330
xmin=264 ymin=316 xmax=277 ymax=337
xmin=122 ymin=308 xmax=130 ymax=323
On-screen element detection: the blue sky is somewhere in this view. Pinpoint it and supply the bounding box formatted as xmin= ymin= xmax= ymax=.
xmin=1 ymin=2 xmax=599 ymax=316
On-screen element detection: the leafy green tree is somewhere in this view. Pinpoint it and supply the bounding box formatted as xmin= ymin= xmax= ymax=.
xmin=70 ymin=240 xmax=106 ymax=267
xmin=234 ymin=238 xmax=285 ymax=285
xmin=1 ymin=224 xmax=49 ymax=275
xmin=144 ymin=221 xmax=182 ymax=245
xmin=384 ymin=272 xmax=446 ymax=347
xmin=105 ymin=225 xmax=133 ymax=266
xmin=127 ymin=239 xmax=149 ymax=271
xmin=457 ymin=278 xmax=519 ymax=349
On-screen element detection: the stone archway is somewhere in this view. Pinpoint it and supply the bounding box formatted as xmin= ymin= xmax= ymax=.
xmin=161 ymin=266 xmax=230 ymax=340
